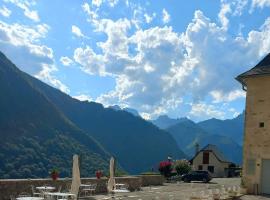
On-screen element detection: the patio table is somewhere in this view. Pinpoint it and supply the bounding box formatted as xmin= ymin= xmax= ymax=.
xmin=36 ymin=186 xmax=55 ymax=192
xmin=46 ymin=192 xmax=76 ymax=199
xmin=16 ymin=197 xmax=44 ymax=200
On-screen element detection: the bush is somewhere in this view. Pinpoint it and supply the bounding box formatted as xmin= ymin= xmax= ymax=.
xmin=158 ymin=161 xmax=172 ymax=178
xmin=174 ymin=159 xmax=191 ymax=175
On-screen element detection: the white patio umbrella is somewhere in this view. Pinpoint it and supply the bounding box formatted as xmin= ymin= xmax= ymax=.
xmin=107 ymin=157 xmax=116 ymax=192
xmin=70 ymin=154 xmax=81 ymax=196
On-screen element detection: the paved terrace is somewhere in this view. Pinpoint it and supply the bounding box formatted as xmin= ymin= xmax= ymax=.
xmin=92 ymin=178 xmax=270 ymax=200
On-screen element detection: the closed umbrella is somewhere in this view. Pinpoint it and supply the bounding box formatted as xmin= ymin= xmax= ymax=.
xmin=107 ymin=157 xmax=116 ymax=192
xmin=71 ymin=154 xmax=81 ymax=196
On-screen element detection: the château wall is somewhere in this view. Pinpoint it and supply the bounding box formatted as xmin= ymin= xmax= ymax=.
xmin=243 ymin=76 xmax=270 ymax=194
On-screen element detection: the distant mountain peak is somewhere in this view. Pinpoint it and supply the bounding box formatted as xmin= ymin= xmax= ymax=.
xmin=108 ymin=105 xmax=140 ymax=117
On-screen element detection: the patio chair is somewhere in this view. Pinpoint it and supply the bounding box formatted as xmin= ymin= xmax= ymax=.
xmin=17 ymin=192 xmax=31 ymax=197
xmin=31 ymin=185 xmax=42 ymax=197
xmin=79 ymin=183 xmax=97 ymax=198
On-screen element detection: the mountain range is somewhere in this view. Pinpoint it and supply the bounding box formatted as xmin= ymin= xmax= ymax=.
xmin=0 ymin=51 xmax=185 ymax=178
xmin=0 ymin=51 xmax=244 ymax=179
xmin=152 ymin=114 xmax=244 ymax=164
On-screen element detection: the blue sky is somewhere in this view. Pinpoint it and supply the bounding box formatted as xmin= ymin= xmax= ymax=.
xmin=0 ymin=0 xmax=270 ymax=121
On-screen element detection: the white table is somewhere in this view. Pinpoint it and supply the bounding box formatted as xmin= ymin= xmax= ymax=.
xmin=47 ymin=192 xmax=76 ymax=199
xmin=16 ymin=198 xmax=44 ymax=200
xmin=36 ymin=186 xmax=55 ymax=192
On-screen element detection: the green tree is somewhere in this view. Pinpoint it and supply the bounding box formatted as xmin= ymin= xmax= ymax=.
xmin=174 ymin=159 xmax=191 ymax=175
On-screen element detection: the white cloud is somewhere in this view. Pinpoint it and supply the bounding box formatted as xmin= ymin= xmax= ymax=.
xmin=4 ymin=0 xmax=40 ymax=22
xmin=92 ymin=0 xmax=103 ymax=7
xmin=71 ymin=25 xmax=86 ymax=38
xmin=60 ymin=56 xmax=73 ymax=66
xmin=0 ymin=6 xmax=11 ymax=17
xmin=74 ymin=46 xmax=105 ymax=75
xmin=78 ymin=4 xmax=270 ymax=120
xmin=82 ymin=2 xmax=99 ymax=22
xmin=218 ymin=3 xmax=231 ymax=30
xmin=0 ymin=21 xmax=69 ymax=93
xmin=210 ymin=89 xmax=246 ymax=103
xmin=251 ymin=0 xmax=270 ymax=9
xmin=73 ymin=94 xmax=92 ymax=102
xmin=162 ymin=9 xmax=170 ymax=24
xmin=108 ymin=0 xmax=119 ymax=7
xmin=190 ymin=103 xmax=225 ymax=119
xmin=144 ymin=13 xmax=156 ymax=24
xmin=35 ymin=64 xmax=70 ymax=93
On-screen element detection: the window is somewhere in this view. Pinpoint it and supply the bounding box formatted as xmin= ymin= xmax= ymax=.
xmin=203 ymin=152 xmax=209 ymax=164
xmin=208 ymin=166 xmax=214 ymax=173
xmin=198 ymin=165 xmax=203 ymax=170
xmin=259 ymin=122 xmax=264 ymax=128
xmin=246 ymin=159 xmax=256 ymax=175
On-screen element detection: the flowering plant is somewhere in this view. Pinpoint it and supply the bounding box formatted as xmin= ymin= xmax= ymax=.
xmin=158 ymin=161 xmax=172 ymax=178
xmin=50 ymin=168 xmax=59 ymax=180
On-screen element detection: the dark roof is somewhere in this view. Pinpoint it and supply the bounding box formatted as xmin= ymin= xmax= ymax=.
xmin=190 ymin=144 xmax=231 ymax=163
xmin=236 ymin=53 xmax=270 ymax=84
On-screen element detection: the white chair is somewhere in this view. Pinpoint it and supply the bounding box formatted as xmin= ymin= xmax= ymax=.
xmin=79 ymin=184 xmax=97 ymax=198
xmin=31 ymin=185 xmax=42 ymax=197
xmin=17 ymin=192 xmax=31 ymax=197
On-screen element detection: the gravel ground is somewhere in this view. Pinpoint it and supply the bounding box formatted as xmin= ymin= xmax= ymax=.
xmin=88 ymin=178 xmax=270 ymax=200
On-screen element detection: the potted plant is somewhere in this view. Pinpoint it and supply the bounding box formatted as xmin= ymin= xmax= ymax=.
xmin=50 ymin=168 xmax=59 ymax=181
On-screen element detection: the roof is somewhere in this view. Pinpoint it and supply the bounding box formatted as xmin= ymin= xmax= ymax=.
xmin=236 ymin=53 xmax=270 ymax=85
xmin=190 ymin=144 xmax=232 ymax=163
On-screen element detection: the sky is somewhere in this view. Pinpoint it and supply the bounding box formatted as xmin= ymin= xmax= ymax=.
xmin=0 ymin=0 xmax=270 ymax=122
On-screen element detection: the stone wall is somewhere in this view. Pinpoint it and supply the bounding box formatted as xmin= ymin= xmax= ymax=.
xmin=138 ymin=175 xmax=165 ymax=186
xmin=0 ymin=175 xmax=164 ymax=200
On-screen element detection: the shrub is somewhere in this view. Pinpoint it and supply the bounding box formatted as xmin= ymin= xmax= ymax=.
xmin=174 ymin=159 xmax=191 ymax=175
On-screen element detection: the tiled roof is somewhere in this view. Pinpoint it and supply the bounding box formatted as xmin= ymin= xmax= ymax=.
xmin=201 ymin=144 xmax=230 ymax=163
xmin=236 ymin=53 xmax=270 ymax=84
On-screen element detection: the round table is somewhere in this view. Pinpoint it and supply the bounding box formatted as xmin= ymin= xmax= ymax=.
xmin=16 ymin=197 xmax=44 ymax=200
xmin=36 ymin=186 xmax=55 ymax=192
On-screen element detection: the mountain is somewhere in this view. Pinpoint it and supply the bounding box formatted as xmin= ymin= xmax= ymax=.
xmin=109 ymin=105 xmax=141 ymax=117
xmin=151 ymin=115 xmax=190 ymax=129
xmin=0 ymin=51 xmax=185 ymax=176
xmin=165 ymin=119 xmax=243 ymax=164
xmin=0 ymin=52 xmax=110 ymax=178
xmin=123 ymin=108 xmax=140 ymax=117
xmin=197 ymin=113 xmax=244 ymax=145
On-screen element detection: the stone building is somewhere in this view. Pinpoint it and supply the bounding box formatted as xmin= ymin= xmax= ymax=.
xmin=190 ymin=144 xmax=233 ymax=177
xmin=236 ymin=53 xmax=270 ymax=194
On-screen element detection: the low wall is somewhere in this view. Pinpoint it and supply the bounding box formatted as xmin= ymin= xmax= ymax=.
xmin=0 ymin=175 xmax=164 ymax=200
xmin=138 ymin=175 xmax=165 ymax=186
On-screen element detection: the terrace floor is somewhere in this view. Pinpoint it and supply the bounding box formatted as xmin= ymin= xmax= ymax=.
xmin=89 ymin=178 xmax=270 ymax=200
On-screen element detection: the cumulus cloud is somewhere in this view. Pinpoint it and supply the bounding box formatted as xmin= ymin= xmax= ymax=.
xmin=60 ymin=56 xmax=73 ymax=66
xmin=73 ymin=94 xmax=93 ymax=102
xmin=218 ymin=3 xmax=231 ymax=30
xmin=4 ymin=0 xmax=40 ymax=22
xmin=71 ymin=25 xmax=87 ymax=38
xmin=108 ymin=0 xmax=119 ymax=7
xmin=144 ymin=13 xmax=156 ymax=24
xmin=210 ymin=89 xmax=246 ymax=103
xmin=189 ymin=102 xmax=226 ymax=119
xmin=78 ymin=2 xmax=270 ymax=119
xmin=0 ymin=6 xmax=11 ymax=17
xmin=162 ymin=9 xmax=170 ymax=24
xmin=251 ymin=0 xmax=270 ymax=9
xmin=92 ymin=0 xmax=103 ymax=7
xmin=0 ymin=21 xmax=69 ymax=93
